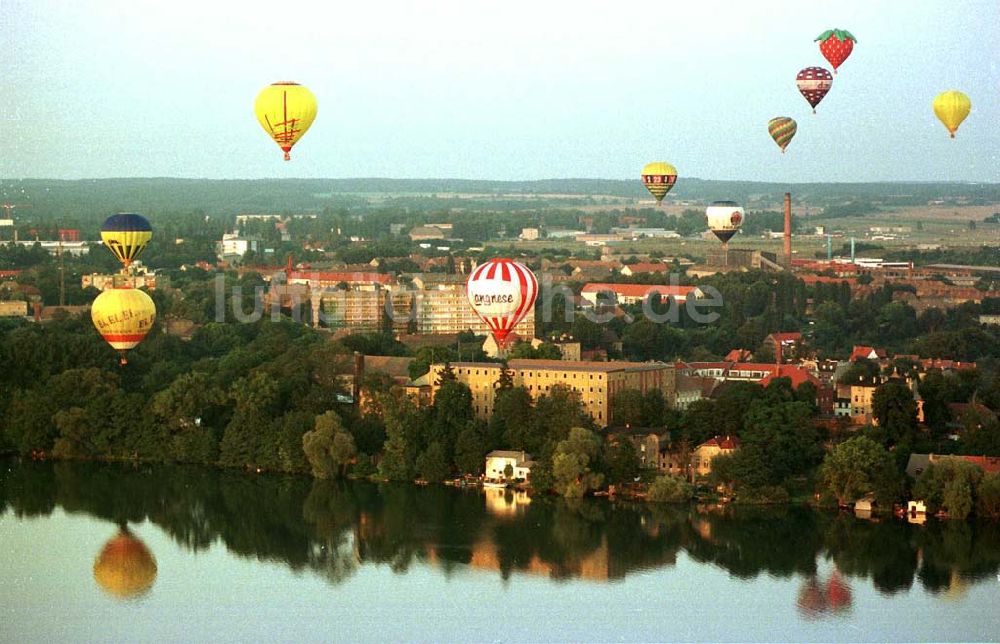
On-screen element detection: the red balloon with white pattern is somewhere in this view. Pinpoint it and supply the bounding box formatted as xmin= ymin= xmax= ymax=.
xmin=796 ymin=66 xmax=833 ymax=113
xmin=466 ymin=258 xmax=538 ymax=348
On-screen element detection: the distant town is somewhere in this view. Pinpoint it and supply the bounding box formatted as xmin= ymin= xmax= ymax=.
xmin=1 ymin=177 xmax=998 ymax=521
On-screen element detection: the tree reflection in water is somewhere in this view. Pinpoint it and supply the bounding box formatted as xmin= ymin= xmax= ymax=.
xmin=3 ymin=459 xmax=1000 ymax=597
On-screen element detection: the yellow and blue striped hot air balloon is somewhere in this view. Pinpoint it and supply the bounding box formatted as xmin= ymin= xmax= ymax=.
xmin=100 ymin=214 xmax=152 ymax=269
xmin=91 ymin=287 xmax=157 ymax=365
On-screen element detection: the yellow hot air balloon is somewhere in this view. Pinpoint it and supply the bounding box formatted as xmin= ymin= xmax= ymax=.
xmin=254 ymin=81 xmax=318 ymax=160
xmin=93 ymin=528 xmax=157 ymax=599
xmin=641 ymin=162 xmax=678 ymax=204
xmin=100 ymin=213 xmax=152 ymax=271
xmin=91 ymin=287 xmax=157 ymax=365
xmin=933 ymin=90 xmax=971 ymax=138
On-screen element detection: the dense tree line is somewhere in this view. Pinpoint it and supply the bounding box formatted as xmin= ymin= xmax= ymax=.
xmin=6 ymin=460 xmax=1000 ymax=594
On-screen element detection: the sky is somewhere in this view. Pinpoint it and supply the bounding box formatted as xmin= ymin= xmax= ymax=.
xmin=1 ymin=0 xmax=998 ymax=183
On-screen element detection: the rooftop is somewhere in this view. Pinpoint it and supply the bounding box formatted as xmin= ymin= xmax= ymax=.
xmin=434 ymin=359 xmax=672 ymax=373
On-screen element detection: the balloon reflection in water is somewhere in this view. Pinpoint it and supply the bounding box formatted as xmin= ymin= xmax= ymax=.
xmin=93 ymin=526 xmax=157 ymax=599
xmin=796 ymin=569 xmax=852 ymax=618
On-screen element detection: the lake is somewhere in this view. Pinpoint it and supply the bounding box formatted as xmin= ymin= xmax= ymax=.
xmin=2 ymin=459 xmax=999 ymax=642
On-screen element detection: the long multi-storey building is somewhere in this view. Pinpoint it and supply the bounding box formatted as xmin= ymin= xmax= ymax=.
xmin=309 ymin=281 xmax=534 ymax=338
xmin=428 ymin=359 xmax=676 ymax=427
xmin=412 ymin=284 xmax=534 ymax=337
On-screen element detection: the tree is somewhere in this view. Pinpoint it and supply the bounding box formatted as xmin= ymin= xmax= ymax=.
xmin=647 ymin=475 xmax=694 ymax=503
xmin=495 ymin=361 xmax=514 ymax=391
xmin=976 ymin=473 xmax=1000 ymax=519
xmin=491 ymin=386 xmax=534 ymax=450
xmin=913 ymin=458 xmax=983 ymax=519
xmin=640 ymin=389 xmax=666 ymax=427
xmin=379 ymin=394 xmax=421 ymax=481
xmin=454 ymin=422 xmax=488 ymax=475
xmin=429 ymin=379 xmax=473 ymax=459
xmin=417 ymin=442 xmax=450 ymax=483
xmin=302 ymin=410 xmax=356 ymax=479
xmin=610 ymin=389 xmax=644 ymax=427
xmin=604 ymin=438 xmax=640 ymax=485
xmin=872 ymin=380 xmax=918 ymax=445
xmin=818 ymin=436 xmax=900 ymax=507
xmin=551 ymin=427 xmax=605 ymax=498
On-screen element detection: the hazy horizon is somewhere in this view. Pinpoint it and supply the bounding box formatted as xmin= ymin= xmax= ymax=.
xmin=3 ymin=1 xmax=998 ymax=184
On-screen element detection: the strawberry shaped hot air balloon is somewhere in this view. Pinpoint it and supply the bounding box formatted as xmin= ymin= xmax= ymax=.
xmin=815 ymin=29 xmax=857 ymax=73
xmin=796 ymin=67 xmax=833 ymax=114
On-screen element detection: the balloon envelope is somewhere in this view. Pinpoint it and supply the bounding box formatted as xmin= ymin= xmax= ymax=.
xmin=254 ymin=82 xmax=318 ymax=160
xmin=100 ymin=214 xmax=152 ymax=268
xmin=641 ymin=162 xmax=678 ymax=203
xmin=796 ymin=67 xmax=833 ymax=113
xmin=93 ymin=529 xmax=157 ymax=599
xmin=932 ymin=90 xmax=971 ymax=138
xmin=466 ymin=259 xmax=538 ymax=348
xmin=767 ymin=117 xmax=797 ymax=153
xmin=91 ymin=288 xmax=157 ymax=358
xmin=815 ymin=29 xmax=857 ymax=73
xmin=706 ymin=201 xmax=744 ymax=244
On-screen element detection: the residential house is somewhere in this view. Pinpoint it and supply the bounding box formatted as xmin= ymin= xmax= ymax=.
xmin=850 ymin=345 xmax=888 ymax=362
xmin=690 ymin=436 xmax=740 ymax=478
xmin=764 ymin=332 xmax=803 ymax=363
xmin=484 ymin=450 xmax=534 ymax=483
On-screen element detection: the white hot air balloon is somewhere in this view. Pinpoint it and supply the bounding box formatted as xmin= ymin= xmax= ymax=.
xmin=705 ymin=201 xmax=745 ymax=246
xmin=466 ymin=258 xmax=538 ymax=349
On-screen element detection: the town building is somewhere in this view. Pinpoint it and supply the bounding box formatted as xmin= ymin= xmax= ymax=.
xmin=0 ymin=300 xmax=28 ymax=317
xmin=410 ymin=277 xmax=535 ymax=337
xmin=580 ymin=283 xmax=699 ymax=306
xmin=82 ymin=272 xmax=161 ymax=291
xmin=692 ymin=436 xmax=740 ymax=477
xmin=428 ymin=359 xmax=676 ymax=427
xmin=484 ymin=450 xmax=534 ymax=484
xmin=408 ymin=225 xmax=448 ymax=241
xmin=217 ymin=233 xmax=259 ymax=259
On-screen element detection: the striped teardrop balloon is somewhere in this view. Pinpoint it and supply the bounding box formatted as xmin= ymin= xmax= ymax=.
xmin=796 ymin=67 xmax=833 ymax=113
xmin=100 ymin=213 xmax=152 ymax=269
xmin=91 ymin=287 xmax=157 ymax=364
xmin=466 ymin=258 xmax=538 ymax=348
xmin=640 ymin=162 xmax=678 ymax=204
xmin=767 ymin=117 xmax=797 ymax=153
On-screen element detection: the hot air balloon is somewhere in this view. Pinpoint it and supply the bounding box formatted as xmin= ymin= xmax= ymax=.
xmin=100 ymin=214 xmax=152 ymax=271
xmin=767 ymin=117 xmax=797 ymax=153
xmin=641 ymin=162 xmax=678 ymax=204
xmin=93 ymin=527 xmax=157 ymax=599
xmin=815 ymin=29 xmax=857 ymax=73
xmin=706 ymin=201 xmax=744 ymax=246
xmin=91 ymin=287 xmax=157 ymax=365
xmin=254 ymin=81 xmax=318 ymax=161
xmin=796 ymin=67 xmax=833 ymax=113
xmin=933 ymin=90 xmax=971 ymax=139
xmin=466 ymin=258 xmax=538 ymax=351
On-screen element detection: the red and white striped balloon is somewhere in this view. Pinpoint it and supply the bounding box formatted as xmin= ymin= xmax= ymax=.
xmin=466 ymin=258 xmax=538 ymax=347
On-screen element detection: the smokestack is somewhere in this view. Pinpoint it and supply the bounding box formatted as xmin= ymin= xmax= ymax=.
xmin=850 ymin=237 xmax=856 ymax=263
xmin=353 ymin=351 xmax=364 ymax=404
xmin=783 ymin=192 xmax=792 ymax=266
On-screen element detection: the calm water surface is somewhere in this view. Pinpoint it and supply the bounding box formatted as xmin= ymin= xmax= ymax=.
xmin=2 ymin=459 xmax=999 ymax=642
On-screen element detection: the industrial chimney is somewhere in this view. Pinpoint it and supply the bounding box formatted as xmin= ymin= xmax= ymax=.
xmin=783 ymin=192 xmax=792 ymax=267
